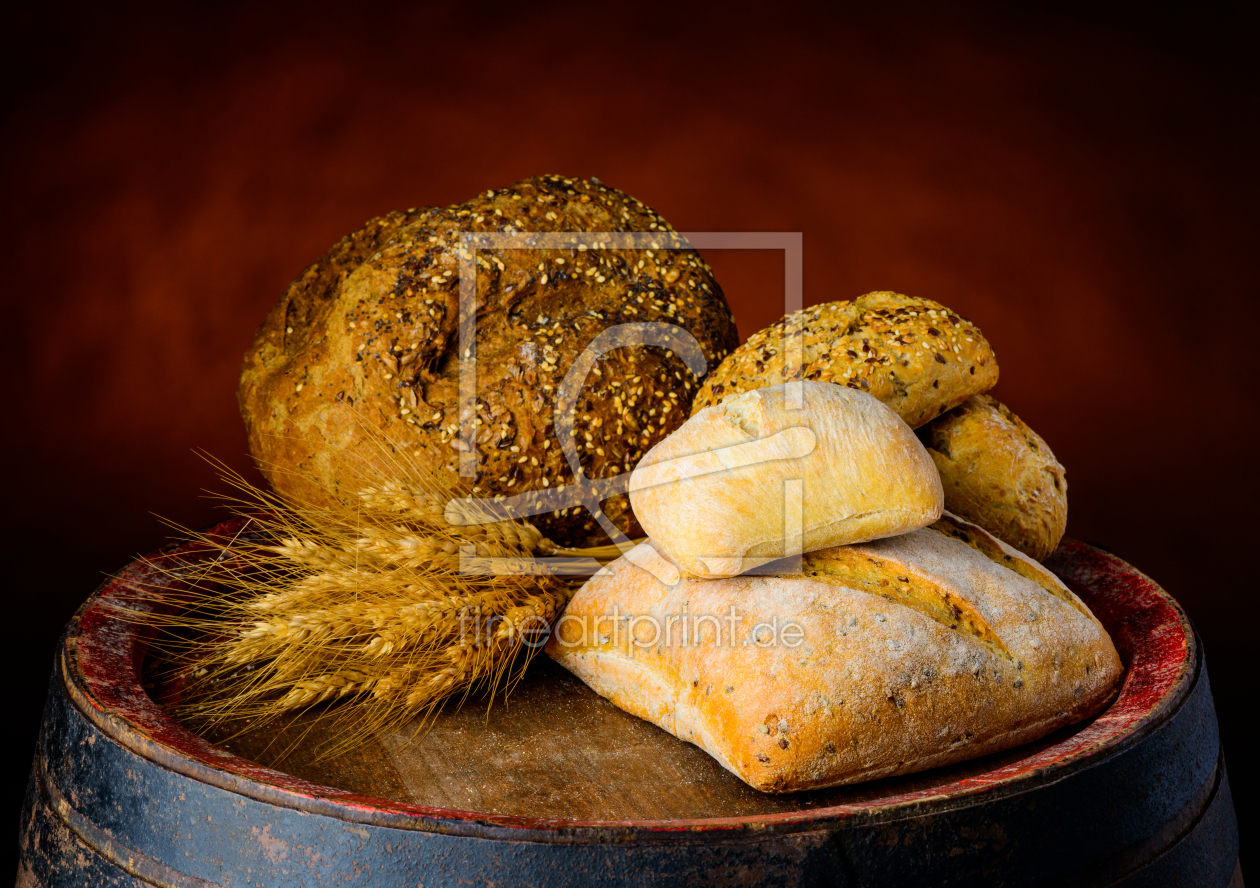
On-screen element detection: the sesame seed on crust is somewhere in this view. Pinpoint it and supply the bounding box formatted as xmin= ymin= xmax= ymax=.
xmin=239 ymin=175 xmax=739 ymax=548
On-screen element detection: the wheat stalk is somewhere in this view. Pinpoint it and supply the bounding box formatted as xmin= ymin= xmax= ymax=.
xmin=132 ymin=438 xmax=630 ymax=761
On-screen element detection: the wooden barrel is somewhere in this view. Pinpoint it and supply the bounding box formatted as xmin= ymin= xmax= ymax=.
xmin=18 ymin=520 xmax=1241 ymax=887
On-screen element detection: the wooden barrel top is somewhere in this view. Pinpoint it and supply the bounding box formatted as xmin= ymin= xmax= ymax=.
xmin=74 ymin=519 xmax=1197 ymax=831
xmin=22 ymin=517 xmax=1241 ymax=886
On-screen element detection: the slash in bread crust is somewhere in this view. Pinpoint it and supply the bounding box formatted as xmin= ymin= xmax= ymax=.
xmin=545 ymin=516 xmax=1121 ymax=793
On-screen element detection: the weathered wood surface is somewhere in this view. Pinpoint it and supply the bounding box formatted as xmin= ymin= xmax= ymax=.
xmin=206 ymin=655 xmax=1096 ymax=822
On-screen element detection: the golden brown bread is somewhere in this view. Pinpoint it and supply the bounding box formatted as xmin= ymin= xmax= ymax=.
xmin=918 ymin=394 xmax=1068 ymax=561
xmin=690 ymin=292 xmax=999 ymax=428
xmin=238 ymin=175 xmax=739 ymax=547
xmin=628 ymin=382 xmax=942 ymax=578
xmin=546 ymin=515 xmax=1121 ymax=793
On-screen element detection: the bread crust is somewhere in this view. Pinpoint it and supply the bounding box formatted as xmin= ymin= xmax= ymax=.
xmin=691 ymin=292 xmax=998 ymax=428
xmin=546 ymin=519 xmax=1121 ymax=793
xmin=238 ymin=176 xmax=739 ymax=547
xmin=628 ymin=382 xmax=943 ymax=578
xmin=919 ymin=395 xmax=1068 ymax=561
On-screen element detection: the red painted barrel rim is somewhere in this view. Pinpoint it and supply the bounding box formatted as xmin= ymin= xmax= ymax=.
xmin=63 ymin=519 xmax=1195 ymax=837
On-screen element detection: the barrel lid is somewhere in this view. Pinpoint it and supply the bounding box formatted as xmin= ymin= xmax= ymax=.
xmin=62 ymin=519 xmax=1195 ymax=840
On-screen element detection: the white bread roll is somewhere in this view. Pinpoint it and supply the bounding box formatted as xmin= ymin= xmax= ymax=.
xmin=628 ymin=381 xmax=943 ymax=578
xmin=546 ymin=516 xmax=1123 ymax=793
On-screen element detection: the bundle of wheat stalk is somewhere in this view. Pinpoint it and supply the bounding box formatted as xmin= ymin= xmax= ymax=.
xmin=139 ymin=451 xmax=621 ymax=759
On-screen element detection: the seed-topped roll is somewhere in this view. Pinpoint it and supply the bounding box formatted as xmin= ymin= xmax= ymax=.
xmin=691 ymin=292 xmax=999 ymax=428
xmin=919 ymin=394 xmax=1068 ymax=561
xmin=628 ymin=381 xmax=943 ymax=578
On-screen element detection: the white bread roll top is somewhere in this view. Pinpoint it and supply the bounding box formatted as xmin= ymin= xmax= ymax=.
xmin=629 ymin=381 xmax=943 ymax=578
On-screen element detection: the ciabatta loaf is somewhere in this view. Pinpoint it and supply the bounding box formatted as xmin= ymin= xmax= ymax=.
xmin=628 ymin=381 xmax=943 ymax=578
xmin=546 ymin=515 xmax=1122 ymax=793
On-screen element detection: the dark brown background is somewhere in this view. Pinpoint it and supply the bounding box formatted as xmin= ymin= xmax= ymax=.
xmin=4 ymin=0 xmax=1255 ymax=874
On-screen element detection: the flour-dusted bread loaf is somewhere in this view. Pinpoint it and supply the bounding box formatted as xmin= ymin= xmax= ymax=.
xmin=627 ymin=381 xmax=943 ymax=578
xmin=691 ymin=292 xmax=999 ymax=428
xmin=238 ymin=175 xmax=739 ymax=548
xmin=546 ymin=515 xmax=1122 ymax=793
xmin=919 ymin=395 xmax=1068 ymax=561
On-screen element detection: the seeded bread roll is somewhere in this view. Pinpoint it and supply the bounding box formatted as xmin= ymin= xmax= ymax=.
xmin=918 ymin=394 xmax=1068 ymax=561
xmin=546 ymin=515 xmax=1122 ymax=793
xmin=239 ymin=175 xmax=739 ymax=547
xmin=628 ymin=381 xmax=943 ymax=578
xmin=691 ymin=292 xmax=998 ymax=428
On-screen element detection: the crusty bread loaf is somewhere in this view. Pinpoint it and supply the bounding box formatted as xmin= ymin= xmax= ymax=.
xmin=918 ymin=395 xmax=1067 ymax=561
xmin=628 ymin=382 xmax=943 ymax=578
xmin=238 ymin=175 xmax=739 ymax=548
xmin=546 ymin=515 xmax=1122 ymax=793
xmin=691 ymin=292 xmax=999 ymax=428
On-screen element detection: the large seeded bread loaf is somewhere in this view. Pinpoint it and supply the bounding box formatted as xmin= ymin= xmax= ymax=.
xmin=546 ymin=515 xmax=1122 ymax=793
xmin=691 ymin=292 xmax=998 ymax=428
xmin=239 ymin=175 xmax=739 ymax=548
xmin=918 ymin=394 xmax=1068 ymax=561
xmin=628 ymin=381 xmax=943 ymax=578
